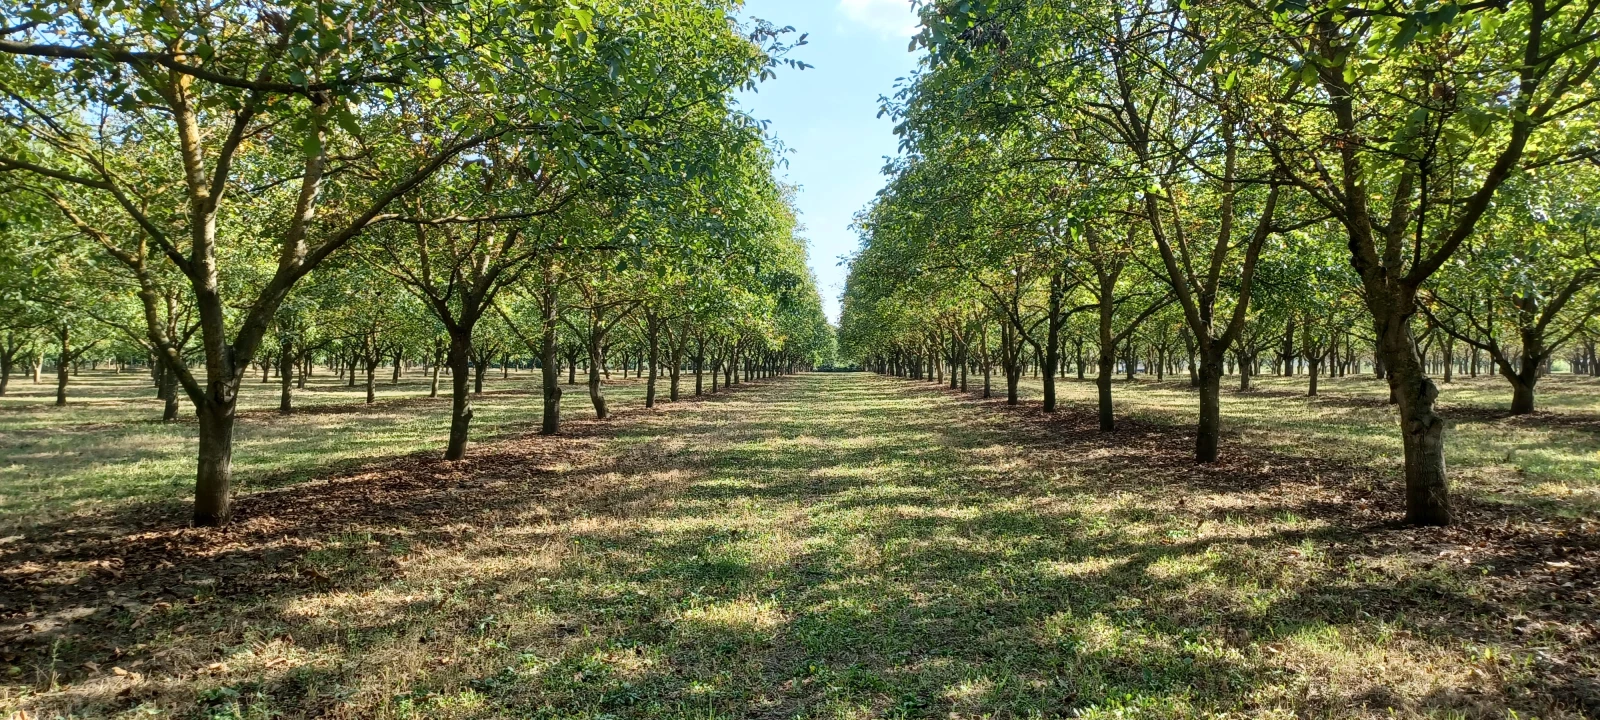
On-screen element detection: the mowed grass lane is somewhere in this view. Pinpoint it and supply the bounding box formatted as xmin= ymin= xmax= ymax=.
xmin=3 ymin=372 xmax=1595 ymax=719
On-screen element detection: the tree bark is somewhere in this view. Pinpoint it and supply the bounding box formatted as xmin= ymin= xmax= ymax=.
xmin=445 ymin=332 xmax=474 ymax=461
xmin=1379 ymin=310 xmax=1451 ymax=525
xmin=160 ymin=359 xmax=180 ymax=422
xmin=587 ymin=332 xmax=608 ymax=419
xmin=1196 ymin=354 xmax=1224 ymax=462
xmin=54 ymin=327 xmax=72 ymax=406
xmin=279 ymin=341 xmax=294 ymax=414
xmin=192 ymin=405 xmax=236 ymax=526
xmin=540 ymin=288 xmax=562 ymax=435
xmin=645 ymin=313 xmax=660 ymax=408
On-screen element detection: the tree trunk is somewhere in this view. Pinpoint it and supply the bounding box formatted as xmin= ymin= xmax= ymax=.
xmin=193 ymin=405 xmax=236 ymax=526
xmin=540 ymin=289 xmax=562 ymax=435
xmin=1508 ymin=374 xmax=1536 ymax=414
xmin=1096 ymin=340 xmax=1116 ymax=432
xmin=161 ymin=362 xmax=180 ymax=422
xmin=1196 ymin=354 xmax=1224 ymax=462
xmin=695 ymin=343 xmax=705 ymax=397
xmin=279 ymin=342 xmax=294 ymax=414
xmin=54 ymin=335 xmax=70 ymax=406
xmin=645 ymin=316 xmax=660 ymax=408
xmin=669 ymin=342 xmax=683 ymax=401
xmin=445 ymin=332 xmax=474 ymax=460
xmin=587 ymin=333 xmax=608 ymax=419
xmin=365 ymin=356 xmax=377 ymax=404
xmin=1378 ymin=311 xmax=1451 ymax=525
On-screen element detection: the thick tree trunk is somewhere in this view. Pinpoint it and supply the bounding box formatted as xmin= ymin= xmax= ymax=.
xmin=1379 ymin=312 xmax=1451 ymax=525
xmin=55 ymin=359 xmax=69 ymax=406
xmin=1096 ymin=342 xmax=1116 ymax=432
xmin=193 ymin=405 xmax=237 ymax=527
xmin=1508 ymin=372 xmax=1537 ymax=415
xmin=365 ymin=357 xmax=377 ymax=404
xmin=445 ymin=333 xmax=474 ymax=461
xmin=1196 ymin=355 xmax=1224 ymax=462
xmin=160 ymin=362 xmax=180 ymax=422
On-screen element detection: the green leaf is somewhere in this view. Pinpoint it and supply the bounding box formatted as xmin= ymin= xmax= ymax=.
xmin=1391 ymin=19 xmax=1419 ymax=50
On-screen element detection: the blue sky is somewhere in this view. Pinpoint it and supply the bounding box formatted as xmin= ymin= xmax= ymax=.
xmin=735 ymin=0 xmax=925 ymax=323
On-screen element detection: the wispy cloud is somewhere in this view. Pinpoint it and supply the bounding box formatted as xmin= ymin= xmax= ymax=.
xmin=837 ymin=0 xmax=920 ymax=38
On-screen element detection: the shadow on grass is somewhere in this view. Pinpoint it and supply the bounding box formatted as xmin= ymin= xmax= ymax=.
xmin=3 ymin=373 xmax=1597 ymax=718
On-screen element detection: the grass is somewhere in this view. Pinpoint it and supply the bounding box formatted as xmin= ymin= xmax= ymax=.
xmin=1008 ymin=370 xmax=1600 ymax=516
xmin=2 ymin=371 xmax=1598 ymax=719
xmin=0 ymin=368 xmax=652 ymax=529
